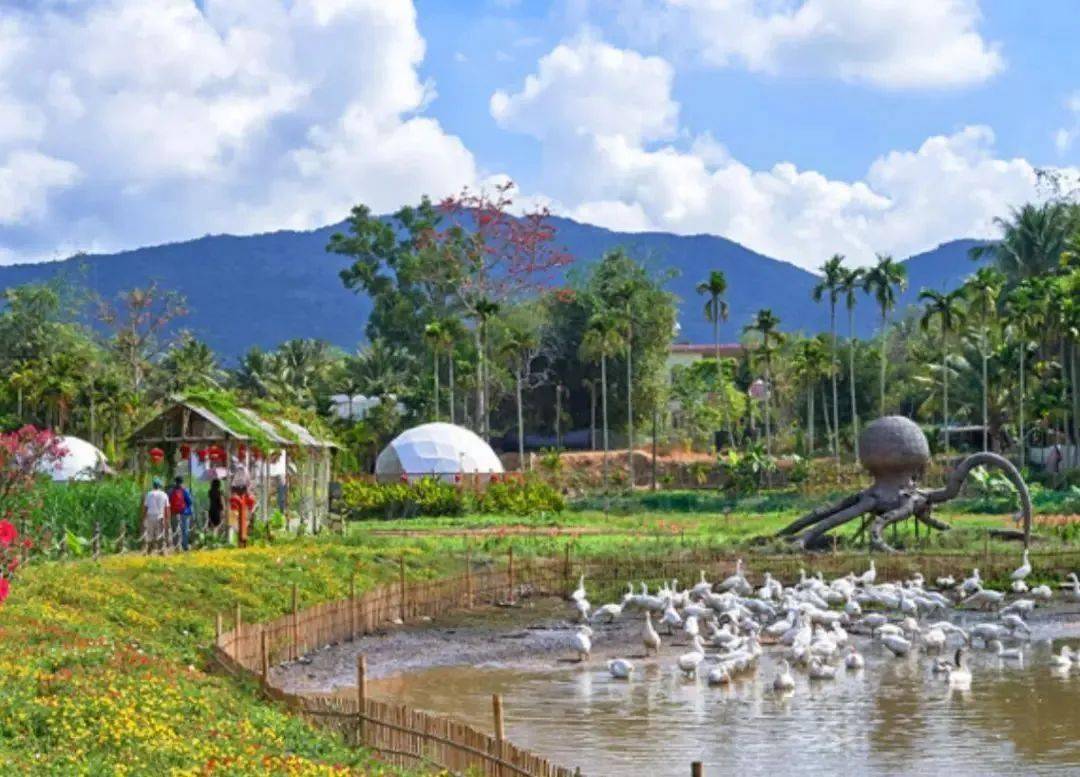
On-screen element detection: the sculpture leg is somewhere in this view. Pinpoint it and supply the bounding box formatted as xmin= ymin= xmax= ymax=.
xmin=777 ymin=492 xmax=865 ymax=537
xmin=797 ymin=495 xmax=877 ymax=550
xmin=869 ymin=497 xmax=918 ymax=553
xmin=925 ymin=452 xmax=1033 ymax=548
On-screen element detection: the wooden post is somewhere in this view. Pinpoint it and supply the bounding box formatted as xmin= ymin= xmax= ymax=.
xmin=349 ymin=572 xmax=357 ymax=640
xmin=92 ymin=522 xmax=101 ymax=561
xmin=356 ymin=654 xmax=367 ymax=745
xmin=465 ymin=544 xmax=473 ymax=609
xmin=235 ymin=602 xmax=241 ymax=640
xmin=260 ymin=628 xmax=269 ymax=684
xmin=291 ymin=583 xmax=300 ymax=661
xmin=399 ymin=555 xmax=407 ymax=622
xmin=215 ymin=612 xmax=223 ymax=645
xmin=492 ymin=693 xmax=505 ymax=741
xmin=507 ymin=546 xmax=515 ymax=604
xmin=691 ymin=762 xmax=703 ymax=777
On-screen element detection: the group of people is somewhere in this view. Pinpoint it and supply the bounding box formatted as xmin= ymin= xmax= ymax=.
xmin=140 ymin=476 xmax=227 ymax=552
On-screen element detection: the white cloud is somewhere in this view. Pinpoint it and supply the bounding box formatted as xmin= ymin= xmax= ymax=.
xmin=620 ymin=0 xmax=1003 ymax=89
xmin=1054 ymin=92 xmax=1080 ymax=153
xmin=0 ymin=151 xmax=80 ymax=225
xmin=0 ymin=0 xmax=479 ymax=261
xmin=493 ymin=38 xmax=1069 ymax=269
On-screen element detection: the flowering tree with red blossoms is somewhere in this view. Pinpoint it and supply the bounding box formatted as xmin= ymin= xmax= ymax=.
xmin=0 ymin=426 xmax=66 ymax=603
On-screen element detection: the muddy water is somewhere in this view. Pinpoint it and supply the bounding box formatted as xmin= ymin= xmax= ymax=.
xmin=281 ymin=601 xmax=1080 ymax=777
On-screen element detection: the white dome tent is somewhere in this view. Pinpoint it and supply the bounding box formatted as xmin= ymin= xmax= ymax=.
xmin=37 ymin=436 xmax=111 ymax=482
xmin=376 ymin=423 xmax=504 ymax=482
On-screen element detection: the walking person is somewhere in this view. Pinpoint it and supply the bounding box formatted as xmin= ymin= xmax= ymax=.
xmin=141 ymin=477 xmax=171 ymax=554
xmin=207 ymin=478 xmax=225 ymax=534
xmin=169 ymin=476 xmax=193 ymax=551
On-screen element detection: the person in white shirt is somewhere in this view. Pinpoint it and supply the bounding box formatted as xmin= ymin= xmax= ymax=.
xmin=141 ymin=477 xmax=171 ymax=553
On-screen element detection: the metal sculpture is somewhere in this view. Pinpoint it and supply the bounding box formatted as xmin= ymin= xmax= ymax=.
xmin=778 ymin=415 xmax=1032 ymax=552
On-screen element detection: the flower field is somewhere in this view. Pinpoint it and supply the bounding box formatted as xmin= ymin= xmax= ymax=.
xmin=0 ymin=536 xmax=463 ymax=775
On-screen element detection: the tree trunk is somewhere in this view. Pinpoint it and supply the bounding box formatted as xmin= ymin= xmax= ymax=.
xmin=982 ymin=319 xmax=989 ymax=452
xmin=807 ymin=383 xmax=814 ymax=455
xmin=626 ymin=322 xmax=634 ymax=489
xmin=942 ymin=330 xmax=950 ymax=456
xmin=830 ymin=300 xmax=839 ymax=461
xmin=820 ymin=382 xmax=832 ymax=454
xmin=714 ymin=303 xmax=732 ymax=445
xmin=1018 ymin=339 xmax=1024 ymax=468
xmin=879 ymin=310 xmax=888 ymax=416
xmin=474 ymin=326 xmax=485 ymax=437
xmin=848 ymin=307 xmax=860 ymax=460
xmin=555 ymin=384 xmax=562 ymax=450
xmin=516 ymin=368 xmax=525 ymax=472
xmin=601 ymin=354 xmax=609 ymax=510
xmin=651 ymin=403 xmax=658 ymax=491
xmin=448 ymin=354 xmax=456 ymax=425
xmin=432 ymin=350 xmax=440 ymax=422
xmin=589 ymin=382 xmax=597 ymax=451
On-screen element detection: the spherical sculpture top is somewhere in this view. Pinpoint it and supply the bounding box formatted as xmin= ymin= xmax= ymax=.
xmin=858 ymin=415 xmax=930 ymax=479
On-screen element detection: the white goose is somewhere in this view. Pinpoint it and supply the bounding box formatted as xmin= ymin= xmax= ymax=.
xmin=574 ymin=597 xmax=591 ymax=622
xmin=859 ymin=560 xmax=877 ymax=586
xmin=1010 ymin=549 xmax=1032 ymax=582
xmin=642 ymin=612 xmax=661 ymax=656
xmin=1050 ymin=646 xmax=1074 ymax=668
xmin=571 ymin=625 xmax=592 ymax=661
xmin=1031 ymin=584 xmax=1053 ymax=601
xmin=607 ymin=658 xmax=634 ymax=679
xmin=844 ymin=646 xmax=865 ymax=670
xmin=773 ymin=659 xmax=796 ymax=691
xmin=570 ymin=574 xmax=587 ymax=602
xmin=591 ymin=602 xmax=623 ymax=624
xmin=988 ymin=639 xmax=1023 ymax=661
xmin=881 ymin=633 xmax=913 ymax=657
xmin=677 ymin=635 xmax=706 ymax=678
xmin=808 ymin=657 xmax=836 ymax=680
xmin=948 ymin=648 xmax=972 ymax=689
xmin=1063 ymin=573 xmax=1080 ymax=603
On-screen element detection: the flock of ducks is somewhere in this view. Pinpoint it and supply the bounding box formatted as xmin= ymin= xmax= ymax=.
xmin=564 ymin=552 xmax=1080 ymax=693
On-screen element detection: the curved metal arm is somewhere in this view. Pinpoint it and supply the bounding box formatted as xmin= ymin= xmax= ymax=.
xmin=925 ymin=452 xmax=1032 ymax=548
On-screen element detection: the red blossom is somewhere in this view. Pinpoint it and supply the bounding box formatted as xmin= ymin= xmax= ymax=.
xmin=0 ymin=520 xmax=14 ymax=547
xmin=0 ymin=578 xmax=9 ymax=604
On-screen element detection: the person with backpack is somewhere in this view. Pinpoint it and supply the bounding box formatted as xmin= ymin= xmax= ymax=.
xmin=169 ymin=476 xmax=194 ymax=551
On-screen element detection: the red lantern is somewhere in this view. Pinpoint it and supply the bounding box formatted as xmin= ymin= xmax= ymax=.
xmin=252 ymin=448 xmax=262 ymax=461
xmin=400 ymin=473 xmax=409 ymax=483
xmin=454 ymin=473 xmax=462 ymax=484
xmin=490 ymin=473 xmax=500 ymax=484
xmin=209 ymin=445 xmax=225 ymax=463
xmin=149 ymin=447 xmax=165 ymax=463
xmin=237 ymin=444 xmax=247 ymax=458
xmin=179 ymin=444 xmax=191 ymax=459
xmin=196 ymin=448 xmax=208 ymax=463
xmin=229 ymin=495 xmax=242 ymax=511
xmin=243 ymin=493 xmax=256 ymax=509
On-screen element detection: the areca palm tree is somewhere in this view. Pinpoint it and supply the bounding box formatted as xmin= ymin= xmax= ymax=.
xmin=580 ymin=311 xmax=625 ymax=500
xmin=696 ymin=270 xmax=733 ymax=442
xmin=1005 ymin=279 xmax=1048 ymax=466
xmin=743 ymin=308 xmax=784 ymax=457
xmin=839 ymin=267 xmax=865 ymax=457
xmin=423 ymin=322 xmax=445 ymax=421
xmin=500 ymin=323 xmax=543 ymax=470
xmin=793 ymin=337 xmax=831 ymax=455
xmin=964 ymin=266 xmax=1005 ymax=451
xmin=472 ymin=298 xmax=500 ymax=439
xmin=862 ymin=254 xmax=908 ymax=415
xmin=812 ymin=255 xmax=846 ymax=461
xmin=919 ymin=288 xmax=967 ymax=454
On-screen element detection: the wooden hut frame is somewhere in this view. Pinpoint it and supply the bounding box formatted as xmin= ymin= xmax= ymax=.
xmin=130 ymin=400 xmax=337 ymax=533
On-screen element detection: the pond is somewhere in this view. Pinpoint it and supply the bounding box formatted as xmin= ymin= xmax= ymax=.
xmin=280 ymin=599 xmax=1080 ymax=777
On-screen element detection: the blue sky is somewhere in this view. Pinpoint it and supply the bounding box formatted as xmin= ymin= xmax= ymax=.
xmin=0 ymin=1 xmax=1076 ymax=270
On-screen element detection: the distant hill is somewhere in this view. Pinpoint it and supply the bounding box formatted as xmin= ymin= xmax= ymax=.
xmin=0 ymin=217 xmax=987 ymax=359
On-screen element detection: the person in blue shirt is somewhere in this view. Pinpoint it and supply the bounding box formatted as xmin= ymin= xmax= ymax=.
xmin=168 ymin=476 xmax=194 ymax=551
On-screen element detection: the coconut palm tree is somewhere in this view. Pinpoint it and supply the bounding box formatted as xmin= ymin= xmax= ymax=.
xmin=862 ymin=254 xmax=908 ymax=415
xmin=812 ymin=255 xmax=846 ymax=461
xmin=743 ymin=308 xmax=784 ymax=457
xmin=696 ymin=270 xmax=733 ymax=442
xmin=970 ymin=202 xmax=1074 ymax=283
xmin=918 ymin=288 xmax=967 ymax=454
xmin=839 ymin=267 xmax=865 ymax=457
xmin=964 ymin=266 xmax=1006 ymax=451
xmin=580 ymin=311 xmax=625 ymax=500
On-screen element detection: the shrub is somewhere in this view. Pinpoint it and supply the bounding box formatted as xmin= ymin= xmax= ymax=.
xmin=340 ymin=475 xmax=564 ymax=520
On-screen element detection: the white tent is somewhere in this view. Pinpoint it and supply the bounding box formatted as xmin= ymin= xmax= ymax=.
xmin=375 ymin=423 xmax=504 ymax=482
xmin=38 ymin=436 xmax=110 ymax=482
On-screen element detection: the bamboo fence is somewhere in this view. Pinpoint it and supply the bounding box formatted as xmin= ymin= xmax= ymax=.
xmin=213 ymin=542 xmax=1080 ymax=776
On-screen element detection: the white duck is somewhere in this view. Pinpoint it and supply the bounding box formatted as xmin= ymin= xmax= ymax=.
xmin=935 ymin=575 xmax=956 ymax=589
xmin=683 ymin=614 xmax=701 ymax=642
xmin=959 ymin=568 xmax=982 ymax=596
xmin=988 ymin=639 xmax=1023 ymax=661
xmin=707 ymin=664 xmax=732 ymax=686
xmin=1011 ymin=579 xmax=1029 ymax=594
xmin=642 ymin=612 xmax=661 ymax=656
xmin=773 ymin=659 xmax=796 ymax=691
xmin=882 ymin=633 xmax=913 ymax=657
xmin=962 ymin=588 xmax=1004 ymax=610
xmin=570 ymin=574 xmax=587 ymax=602
xmin=1050 ymin=646 xmax=1074 ymax=668
xmin=591 ymin=602 xmax=623 ymax=624
xmin=1031 ymin=584 xmax=1053 ymax=602
xmin=1010 ymin=549 xmax=1032 ymax=583
xmin=859 ymin=561 xmax=877 ymax=586
xmin=808 ymin=658 xmax=836 ymax=680
xmin=607 ymin=658 xmax=634 ymax=679
xmin=922 ymin=626 xmax=947 ymax=652
xmin=571 ymin=625 xmax=592 ymax=661
xmin=660 ymin=599 xmax=683 ymax=634
xmin=677 ymin=636 xmax=706 ymax=678
xmin=1063 ymin=573 xmax=1080 ymax=603
xmin=844 ymin=646 xmax=865 ymax=670
xmin=574 ymin=597 xmax=591 ymax=622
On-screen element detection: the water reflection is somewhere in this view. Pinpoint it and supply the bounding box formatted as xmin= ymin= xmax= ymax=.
xmin=369 ymin=630 xmax=1080 ymax=776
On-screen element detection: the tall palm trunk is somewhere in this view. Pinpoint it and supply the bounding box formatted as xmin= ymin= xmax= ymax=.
xmin=981 ymin=318 xmax=989 ymax=452
xmin=474 ymin=327 xmax=485 ymax=437
xmin=448 ymin=355 xmax=456 ymax=425
xmin=1018 ymin=338 xmax=1025 ymax=468
xmin=589 ymin=382 xmax=597 ymax=451
xmin=601 ymin=354 xmax=609 ymax=507
xmin=807 ymin=382 xmax=815 ymax=455
xmin=432 ymin=350 xmax=440 ymax=422
xmin=714 ymin=304 xmax=732 ymax=445
xmin=820 ymin=382 xmax=832 ymax=454
xmin=515 ymin=368 xmax=525 ymax=471
xmin=942 ymin=330 xmax=950 ymax=455
xmin=879 ymin=311 xmax=888 ymax=416
xmin=829 ymin=300 xmax=839 ymax=461
xmin=764 ymin=358 xmax=772 ymax=457
xmin=848 ymin=307 xmax=860 ymax=460
xmin=626 ymin=322 xmax=634 ymax=488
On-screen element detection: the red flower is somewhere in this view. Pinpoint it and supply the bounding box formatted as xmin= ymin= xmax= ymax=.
xmin=0 ymin=520 xmax=15 ymax=547
xmin=0 ymin=578 xmax=9 ymax=604
xmin=149 ymin=447 xmax=165 ymax=463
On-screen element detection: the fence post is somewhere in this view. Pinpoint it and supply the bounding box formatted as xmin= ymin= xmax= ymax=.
xmin=91 ymin=522 xmax=101 ymax=561
xmin=492 ymin=693 xmax=505 ymax=771
xmin=291 ymin=583 xmax=300 ymax=661
xmin=507 ymin=546 xmax=515 ymax=604
xmin=235 ymin=602 xmax=242 ymax=642
xmin=349 ymin=572 xmax=357 ymax=641
xmin=691 ymin=762 xmax=703 ymax=777
xmin=215 ymin=612 xmax=223 ymax=646
xmin=563 ymin=543 xmax=571 ymax=592
xmin=260 ymin=628 xmax=269 ymax=685
xmin=356 ymin=654 xmax=367 ymax=746
xmin=465 ymin=544 xmax=473 ymax=609
xmin=983 ymin=528 xmax=990 ymax=567
xmin=399 ymin=555 xmax=407 ymax=622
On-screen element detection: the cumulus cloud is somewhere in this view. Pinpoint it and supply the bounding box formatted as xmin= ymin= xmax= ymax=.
xmin=619 ymin=0 xmax=1004 ymax=89
xmin=1054 ymin=92 xmax=1080 ymax=154
xmin=493 ymin=37 xmax=1068 ymax=269
xmin=0 ymin=0 xmax=478 ymax=261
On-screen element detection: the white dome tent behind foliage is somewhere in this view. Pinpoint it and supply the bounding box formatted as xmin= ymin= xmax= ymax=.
xmin=375 ymin=423 xmax=504 ymax=483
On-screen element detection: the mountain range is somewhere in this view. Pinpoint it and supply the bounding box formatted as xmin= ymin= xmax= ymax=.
xmin=0 ymin=217 xmax=987 ymax=360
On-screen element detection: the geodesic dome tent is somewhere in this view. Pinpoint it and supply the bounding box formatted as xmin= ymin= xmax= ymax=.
xmin=38 ymin=436 xmax=111 ymax=482
xmin=375 ymin=423 xmax=504 ymax=482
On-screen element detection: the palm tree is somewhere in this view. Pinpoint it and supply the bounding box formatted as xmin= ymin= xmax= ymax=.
xmin=964 ymin=266 xmax=1005 ymax=451
xmin=743 ymin=308 xmax=784 ymax=457
xmin=435 ymin=317 xmax=463 ymax=424
xmin=862 ymin=254 xmax=908 ymax=415
xmin=472 ymin=298 xmax=500 ymax=439
xmin=793 ymin=337 xmax=831 ymax=455
xmin=580 ymin=311 xmax=625 ymax=501
xmin=918 ymin=288 xmax=967 ymax=454
xmin=812 ymin=255 xmax=846 ymax=461
xmin=158 ymin=333 xmax=224 ymax=398
xmin=1005 ymin=279 xmax=1046 ymax=467
xmin=500 ymin=324 xmax=542 ymax=470
xmin=423 ymin=322 xmax=444 ymax=421
xmin=839 ymin=267 xmax=865 ymax=457
xmin=696 ymin=270 xmax=733 ymax=442
xmin=971 ymin=202 xmax=1074 ymax=283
